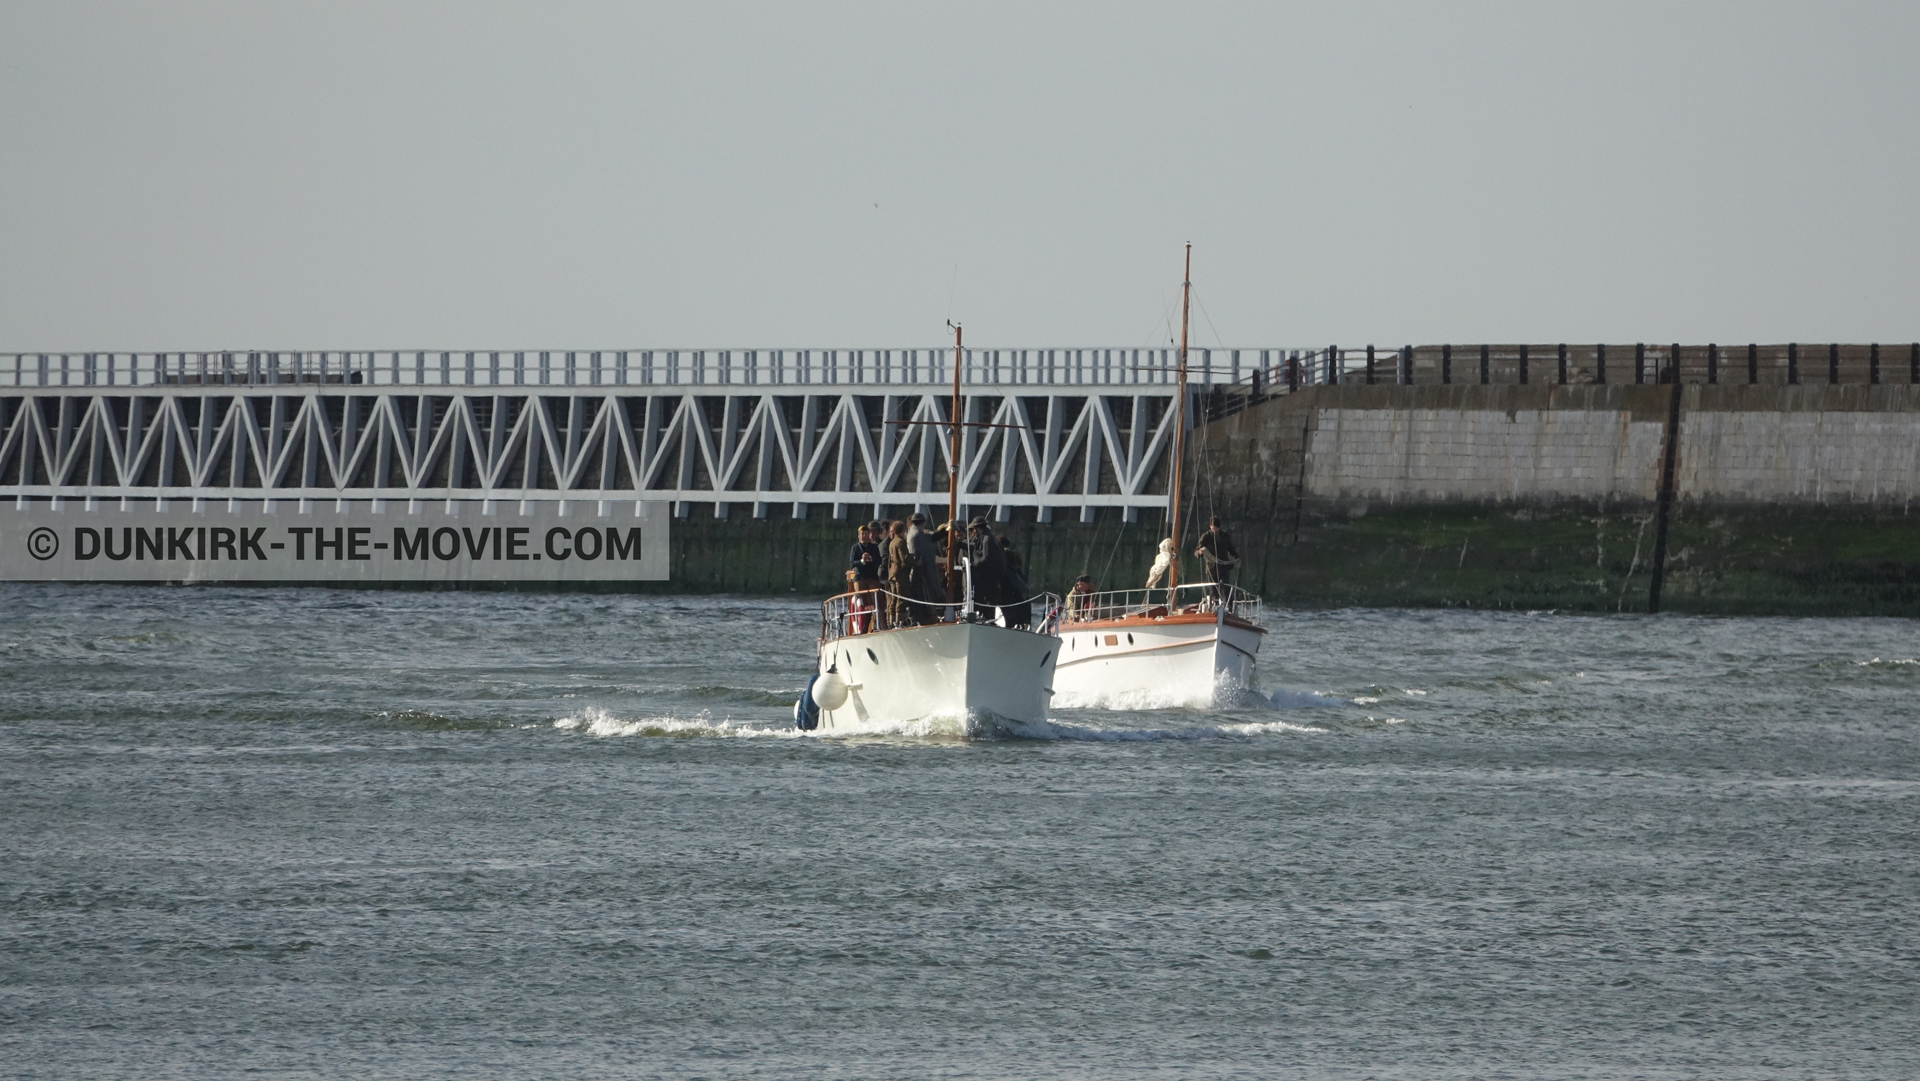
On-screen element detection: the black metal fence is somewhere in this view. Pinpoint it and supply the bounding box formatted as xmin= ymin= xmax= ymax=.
xmin=1202 ymin=342 xmax=1920 ymax=422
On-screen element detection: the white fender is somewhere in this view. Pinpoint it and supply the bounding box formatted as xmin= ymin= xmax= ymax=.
xmin=811 ymin=670 xmax=850 ymax=710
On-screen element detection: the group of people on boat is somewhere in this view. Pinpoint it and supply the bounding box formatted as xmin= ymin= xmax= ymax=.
xmin=1058 ymin=517 xmax=1243 ymax=621
xmin=843 ymin=509 xmax=1244 ymax=636
xmin=846 ymin=513 xmax=1036 ymax=631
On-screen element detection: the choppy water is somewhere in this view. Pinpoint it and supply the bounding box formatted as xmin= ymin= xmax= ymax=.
xmin=2 ymin=585 xmax=1916 ymax=1079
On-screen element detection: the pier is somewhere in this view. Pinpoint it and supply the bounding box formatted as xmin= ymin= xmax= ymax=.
xmin=0 ymin=345 xmax=1283 ymax=522
xmin=7 ymin=342 xmax=1920 ymax=613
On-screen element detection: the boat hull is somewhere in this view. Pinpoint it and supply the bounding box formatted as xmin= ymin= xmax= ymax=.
xmin=1051 ymin=613 xmax=1264 ymax=708
xmin=814 ymin=621 xmax=1060 ymax=733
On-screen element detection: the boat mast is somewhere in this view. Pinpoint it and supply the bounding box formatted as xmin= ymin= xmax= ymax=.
xmin=1167 ymin=243 xmax=1191 ymax=596
xmin=946 ymin=321 xmax=963 ymax=599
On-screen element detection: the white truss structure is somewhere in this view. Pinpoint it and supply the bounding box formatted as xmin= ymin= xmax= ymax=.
xmin=1 ymin=345 xmax=1272 ymax=390
xmin=0 ymin=385 xmax=1187 ymax=521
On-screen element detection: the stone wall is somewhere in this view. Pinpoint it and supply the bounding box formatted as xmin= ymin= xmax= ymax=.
xmin=1302 ymin=386 xmax=1667 ymax=504
xmin=1678 ymin=387 xmax=1920 ymax=505
xmin=1200 ymin=384 xmax=1920 ymax=510
xmin=1189 ymin=384 xmax=1920 ymax=615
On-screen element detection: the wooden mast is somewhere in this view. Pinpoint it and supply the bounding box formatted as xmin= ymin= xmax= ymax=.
xmin=1167 ymin=243 xmax=1191 ymax=596
xmin=946 ymin=321 xmax=963 ymax=601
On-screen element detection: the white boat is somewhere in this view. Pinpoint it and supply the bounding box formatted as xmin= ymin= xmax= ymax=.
xmin=1052 ymin=244 xmax=1269 ymax=709
xmin=795 ymin=320 xmax=1062 ymax=736
xmin=802 ymin=591 xmax=1062 ymax=734
xmin=1051 ymin=582 xmax=1266 ymax=708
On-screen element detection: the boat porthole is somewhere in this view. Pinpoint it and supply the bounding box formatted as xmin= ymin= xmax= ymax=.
xmin=1127 ymin=633 xmax=1135 ymax=645
xmin=866 ymin=647 xmax=878 ymax=665
xmin=1039 ymin=650 xmax=1051 ymax=667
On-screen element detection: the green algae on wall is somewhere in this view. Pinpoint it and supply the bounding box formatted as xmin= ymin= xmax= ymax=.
xmin=1241 ymin=502 xmax=1920 ymax=616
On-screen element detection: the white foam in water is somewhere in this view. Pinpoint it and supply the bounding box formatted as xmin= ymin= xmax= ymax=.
xmin=1056 ymin=671 xmax=1327 ymax=712
xmin=553 ymin=706 xmax=795 ymax=739
xmin=1051 ymin=685 xmax=1216 ymax=710
xmin=552 ymin=704 xmax=1324 ymax=743
xmin=995 ymin=716 xmax=1327 ymax=741
xmin=805 ymin=709 xmax=976 ymax=741
xmin=1268 ymin=687 xmax=1350 ymax=709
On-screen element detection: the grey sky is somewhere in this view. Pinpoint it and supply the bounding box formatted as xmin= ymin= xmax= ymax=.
xmin=2 ymin=2 xmax=1915 ymax=352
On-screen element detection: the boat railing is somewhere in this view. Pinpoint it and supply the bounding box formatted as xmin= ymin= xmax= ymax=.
xmin=1059 ymin=582 xmax=1262 ymax=625
xmin=820 ymin=585 xmax=1063 ymax=644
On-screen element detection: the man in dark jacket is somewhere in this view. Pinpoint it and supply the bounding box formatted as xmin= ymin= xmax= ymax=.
xmin=995 ymin=533 xmax=1032 ymax=627
xmin=965 ymin=517 xmax=1032 ymax=626
xmin=1193 ymin=515 xmax=1240 ymax=605
xmin=997 ymin=535 xmax=1025 ymax=577
xmin=848 ymin=521 xmax=882 ymax=585
xmin=907 ymin=512 xmax=943 ymax=622
xmin=846 ymin=521 xmax=882 ymax=633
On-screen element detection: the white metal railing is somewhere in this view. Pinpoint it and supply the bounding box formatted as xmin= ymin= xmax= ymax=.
xmin=1060 ymin=581 xmax=1262 ymax=625
xmin=0 ymin=347 xmax=1294 ymax=390
xmin=820 ymin=584 xmax=1062 ymax=643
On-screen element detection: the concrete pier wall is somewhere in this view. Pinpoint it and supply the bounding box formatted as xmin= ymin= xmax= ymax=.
xmin=1206 ymin=384 xmax=1920 ymax=509
xmin=1193 ymin=385 xmax=1920 ymax=615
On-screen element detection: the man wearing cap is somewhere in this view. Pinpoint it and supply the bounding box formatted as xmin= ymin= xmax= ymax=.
xmin=1065 ymin=573 xmax=1096 ymax=622
xmin=964 ymin=517 xmax=1014 ymax=622
xmin=885 ymin=520 xmax=918 ymax=629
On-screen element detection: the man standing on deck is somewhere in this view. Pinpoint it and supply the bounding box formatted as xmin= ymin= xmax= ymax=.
xmin=998 ymin=535 xmax=1025 ymax=578
xmin=885 ymin=520 xmax=918 ymax=628
xmin=847 ymin=521 xmax=882 ymax=633
xmin=907 ymin=512 xmax=942 ymax=623
xmin=1193 ymin=515 xmax=1240 ymax=605
xmin=965 ymin=517 xmax=1016 ymax=624
xmin=848 ymin=521 xmax=882 ymax=584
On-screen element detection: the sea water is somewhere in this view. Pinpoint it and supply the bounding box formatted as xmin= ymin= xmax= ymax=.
xmin=2 ymin=585 xmax=1915 ymax=1079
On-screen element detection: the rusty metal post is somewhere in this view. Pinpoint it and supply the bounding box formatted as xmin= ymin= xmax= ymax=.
xmin=1648 ymin=372 xmax=1683 ymax=614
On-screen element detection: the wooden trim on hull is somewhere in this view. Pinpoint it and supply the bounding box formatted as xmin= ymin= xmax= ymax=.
xmin=1062 ymin=611 xmax=1267 ymax=635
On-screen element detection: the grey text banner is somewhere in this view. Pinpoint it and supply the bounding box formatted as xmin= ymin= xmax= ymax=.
xmin=0 ymin=501 xmax=669 ymax=584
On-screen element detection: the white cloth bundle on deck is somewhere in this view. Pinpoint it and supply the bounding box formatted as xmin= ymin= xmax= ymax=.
xmin=1144 ymin=537 xmax=1175 ymax=590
